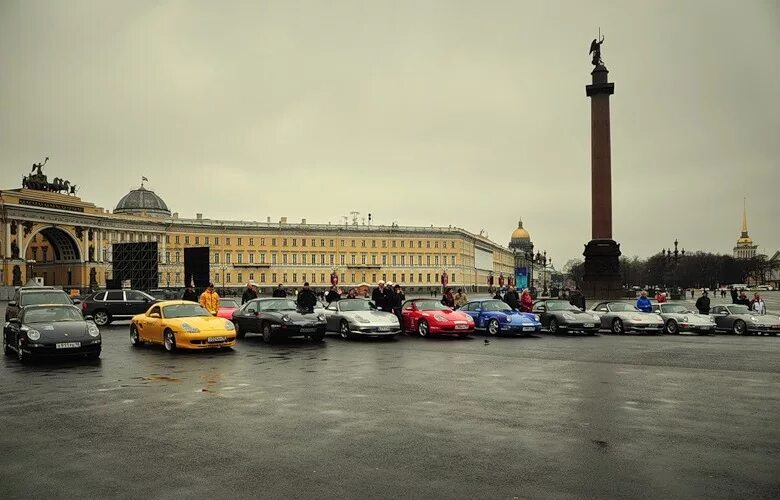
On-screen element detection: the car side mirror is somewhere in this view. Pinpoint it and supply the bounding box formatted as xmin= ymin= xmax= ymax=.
xmin=149 ymin=312 xmax=161 ymax=319
xmin=84 ymin=315 xmax=94 ymax=321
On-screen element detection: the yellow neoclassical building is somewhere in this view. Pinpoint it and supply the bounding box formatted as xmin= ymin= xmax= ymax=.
xmin=1 ymin=173 xmax=521 ymax=293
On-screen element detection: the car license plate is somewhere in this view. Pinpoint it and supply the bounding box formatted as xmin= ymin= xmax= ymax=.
xmin=207 ymin=336 xmax=226 ymax=343
xmin=522 ymin=327 xmax=535 ymax=332
xmin=301 ymin=328 xmax=316 ymax=333
xmin=56 ymin=342 xmax=81 ymax=349
xmin=455 ymin=324 xmax=468 ymax=330
xmin=772 ymin=325 xmax=780 ymax=329
xmin=378 ymin=327 xmax=391 ymax=332
xmin=584 ymin=323 xmax=595 ymax=328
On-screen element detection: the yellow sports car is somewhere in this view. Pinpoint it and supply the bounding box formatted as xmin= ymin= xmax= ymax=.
xmin=130 ymin=300 xmax=236 ymax=351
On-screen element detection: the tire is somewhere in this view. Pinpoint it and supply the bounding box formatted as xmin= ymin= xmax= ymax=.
xmin=665 ymin=320 xmax=679 ymax=335
xmin=163 ymin=330 xmax=176 ymax=352
xmin=732 ymin=320 xmax=746 ymax=335
xmin=417 ymin=320 xmax=429 ymax=337
xmin=612 ymin=318 xmax=625 ymax=335
xmin=339 ymin=320 xmax=353 ymax=340
xmin=93 ymin=310 xmax=110 ymax=327
xmin=262 ymin=323 xmax=274 ymax=344
xmin=235 ymin=322 xmax=245 ymax=339
xmin=549 ymin=318 xmax=559 ymax=334
xmin=487 ymin=319 xmax=500 ymax=336
xmin=130 ymin=324 xmax=143 ymax=347
xmin=17 ymin=339 xmax=30 ymax=364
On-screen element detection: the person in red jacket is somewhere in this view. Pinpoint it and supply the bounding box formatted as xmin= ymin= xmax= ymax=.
xmin=655 ymin=291 xmax=667 ymax=303
xmin=520 ymin=288 xmax=533 ymax=312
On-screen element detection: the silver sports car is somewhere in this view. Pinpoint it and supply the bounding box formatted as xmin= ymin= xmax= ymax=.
xmin=591 ymin=301 xmax=664 ymax=334
xmin=710 ymin=304 xmax=780 ymax=335
xmin=323 ymin=299 xmax=401 ymax=339
xmin=651 ymin=303 xmax=716 ymax=335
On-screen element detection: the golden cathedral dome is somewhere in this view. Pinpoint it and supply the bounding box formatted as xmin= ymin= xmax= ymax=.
xmin=511 ymin=220 xmax=530 ymax=241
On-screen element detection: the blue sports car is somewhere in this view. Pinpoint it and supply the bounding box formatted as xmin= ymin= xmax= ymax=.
xmin=459 ymin=299 xmax=542 ymax=336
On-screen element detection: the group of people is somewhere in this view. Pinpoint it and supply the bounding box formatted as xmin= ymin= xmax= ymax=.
xmin=370 ymin=280 xmax=406 ymax=324
xmin=691 ymin=288 xmax=767 ymax=315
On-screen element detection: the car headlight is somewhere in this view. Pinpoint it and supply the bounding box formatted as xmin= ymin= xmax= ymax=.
xmin=533 ymin=314 xmax=540 ymax=322
xmin=87 ymin=324 xmax=100 ymax=337
xmin=500 ymin=315 xmax=509 ymax=322
xmin=281 ymin=315 xmax=292 ymax=323
xmin=317 ymin=314 xmax=326 ymax=321
xmin=562 ymin=313 xmax=576 ymax=321
xmin=224 ymin=320 xmax=235 ymax=330
xmin=26 ymin=329 xmax=41 ymax=341
xmin=181 ymin=322 xmax=200 ymax=333
xmin=750 ymin=316 xmax=758 ymax=322
xmin=681 ymin=316 xmax=688 ymax=322
xmin=630 ymin=315 xmax=643 ymax=321
xmin=434 ymin=314 xmax=447 ymax=322
xmin=592 ymin=315 xmax=600 ymax=321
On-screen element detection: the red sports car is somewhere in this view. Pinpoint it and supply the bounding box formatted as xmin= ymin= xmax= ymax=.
xmin=401 ymin=299 xmax=475 ymax=337
xmin=216 ymin=298 xmax=240 ymax=320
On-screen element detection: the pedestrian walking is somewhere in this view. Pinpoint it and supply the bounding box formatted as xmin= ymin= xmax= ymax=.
xmin=695 ymin=290 xmax=711 ymax=315
xmin=454 ymin=288 xmax=468 ymax=309
xmin=241 ymin=281 xmax=258 ymax=304
xmin=520 ymin=288 xmax=533 ymax=312
xmin=199 ymin=283 xmax=220 ymax=315
xmin=750 ymin=293 xmax=766 ymax=315
xmin=182 ymin=285 xmax=198 ymax=302
xmin=272 ymin=284 xmax=287 ymax=298
xmin=296 ymin=282 xmax=318 ymax=313
xmin=636 ymin=290 xmax=652 ymax=313
xmin=569 ymin=287 xmax=586 ymax=311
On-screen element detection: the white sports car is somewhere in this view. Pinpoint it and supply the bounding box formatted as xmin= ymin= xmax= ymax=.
xmin=323 ymin=299 xmax=401 ymax=339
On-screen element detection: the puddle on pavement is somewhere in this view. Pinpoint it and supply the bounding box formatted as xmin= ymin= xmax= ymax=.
xmin=143 ymin=375 xmax=181 ymax=383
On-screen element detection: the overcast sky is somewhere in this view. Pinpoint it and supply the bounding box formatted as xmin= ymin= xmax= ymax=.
xmin=1 ymin=0 xmax=778 ymax=267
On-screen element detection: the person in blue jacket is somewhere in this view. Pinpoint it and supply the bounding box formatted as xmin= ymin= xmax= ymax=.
xmin=636 ymin=290 xmax=653 ymax=313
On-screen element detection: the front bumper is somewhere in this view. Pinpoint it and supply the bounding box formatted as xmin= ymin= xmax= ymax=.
xmin=746 ymin=324 xmax=780 ymax=334
xmin=350 ymin=325 xmax=401 ymax=336
xmin=625 ymin=322 xmax=664 ymax=333
xmin=503 ymin=323 xmax=542 ymax=334
xmin=679 ymin=323 xmax=716 ymax=333
xmin=429 ymin=324 xmax=474 ymax=335
xmin=557 ymin=322 xmax=599 ymax=333
xmin=176 ymin=331 xmax=236 ymax=349
xmin=271 ymin=323 xmax=327 ymax=337
xmin=21 ymin=339 xmax=102 ymax=357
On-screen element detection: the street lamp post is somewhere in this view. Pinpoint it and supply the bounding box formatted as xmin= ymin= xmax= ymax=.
xmin=662 ymin=239 xmax=684 ymax=299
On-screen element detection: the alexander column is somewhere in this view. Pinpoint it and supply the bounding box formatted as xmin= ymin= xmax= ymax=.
xmin=582 ymin=34 xmax=622 ymax=298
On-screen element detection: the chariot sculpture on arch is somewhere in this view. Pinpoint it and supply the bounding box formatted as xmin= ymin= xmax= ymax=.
xmin=21 ymin=157 xmax=78 ymax=195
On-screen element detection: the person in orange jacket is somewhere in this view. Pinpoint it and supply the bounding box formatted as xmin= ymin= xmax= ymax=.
xmin=199 ymin=282 xmax=220 ymax=315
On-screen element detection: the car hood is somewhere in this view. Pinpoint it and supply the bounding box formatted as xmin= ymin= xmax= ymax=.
xmin=342 ymin=310 xmax=398 ymax=324
xmin=555 ymin=310 xmax=601 ymax=320
xmin=269 ymin=310 xmax=325 ymax=323
xmin=420 ymin=310 xmax=472 ymax=322
xmin=616 ymin=311 xmax=663 ymax=322
xmin=25 ymin=321 xmax=94 ymax=341
xmin=167 ymin=316 xmax=232 ymax=331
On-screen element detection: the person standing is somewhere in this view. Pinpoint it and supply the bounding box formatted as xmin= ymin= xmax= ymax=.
xmin=655 ymin=290 xmax=667 ymax=303
xmin=690 ymin=289 xmax=695 ymax=299
xmin=730 ymin=288 xmax=738 ymax=303
xmin=347 ymin=288 xmax=358 ymax=299
xmin=372 ymin=280 xmax=390 ymax=311
xmin=182 ymin=285 xmax=198 ymax=302
xmin=736 ymin=292 xmax=750 ymax=307
xmin=636 ymin=290 xmax=652 ymax=313
xmin=392 ymin=284 xmax=405 ymax=328
xmin=504 ymin=286 xmax=520 ymax=310
xmin=520 ymin=288 xmax=533 ymax=312
xmin=695 ymin=290 xmax=711 ymax=315
xmin=272 ymin=284 xmax=287 ymax=298
xmin=750 ymin=293 xmax=766 ymax=315
xmin=296 ymin=282 xmax=318 ymax=313
xmin=242 ymin=281 xmax=258 ymax=304
xmin=199 ymin=283 xmax=220 ymax=315
xmin=441 ymin=287 xmax=455 ymax=308
xmin=454 ymin=288 xmax=468 ymax=309
xmin=326 ymin=286 xmax=340 ymax=304
xmin=385 ymin=283 xmax=397 ymax=315
xmin=493 ymin=289 xmax=503 ymax=300
xmin=569 ymin=287 xmax=586 ymax=311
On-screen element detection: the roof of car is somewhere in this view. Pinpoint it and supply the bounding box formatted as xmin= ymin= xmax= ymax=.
xmin=20 ymin=287 xmax=62 ymax=292
xmin=22 ymin=303 xmax=78 ymax=309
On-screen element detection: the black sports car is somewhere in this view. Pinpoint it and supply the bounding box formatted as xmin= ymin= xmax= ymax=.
xmin=3 ymin=304 xmax=102 ymax=363
xmin=231 ymin=298 xmax=327 ymax=343
xmin=532 ymin=299 xmax=602 ymax=334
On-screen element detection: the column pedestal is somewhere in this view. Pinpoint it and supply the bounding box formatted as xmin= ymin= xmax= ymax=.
xmin=582 ymin=239 xmax=622 ymax=299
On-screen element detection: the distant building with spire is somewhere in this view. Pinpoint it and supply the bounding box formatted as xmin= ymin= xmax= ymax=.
xmin=733 ymin=199 xmax=758 ymax=259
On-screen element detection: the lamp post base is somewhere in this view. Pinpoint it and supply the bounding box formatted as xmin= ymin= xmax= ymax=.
xmin=582 ymin=239 xmax=623 ymax=299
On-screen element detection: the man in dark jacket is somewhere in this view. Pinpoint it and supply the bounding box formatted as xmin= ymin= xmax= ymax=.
xmin=326 ymin=286 xmax=340 ymax=304
xmin=241 ymin=282 xmax=258 ymax=304
xmin=296 ymin=282 xmax=318 ymax=312
xmin=372 ymin=281 xmax=389 ymax=311
xmin=272 ymin=284 xmax=287 ymax=298
xmin=730 ymin=288 xmax=738 ymax=303
xmin=695 ymin=291 xmax=710 ymax=315
xmin=182 ymin=286 xmax=198 ymax=302
xmin=504 ymin=286 xmax=520 ymax=310
xmin=569 ymin=287 xmax=586 ymax=311
xmin=392 ymin=284 xmax=405 ymax=327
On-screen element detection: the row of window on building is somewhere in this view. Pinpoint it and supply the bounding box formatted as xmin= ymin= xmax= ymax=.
xmin=166 ymin=235 xmax=458 ymax=250
xmin=163 ymin=271 xmax=456 ymax=286
xmin=163 ymin=251 xmax=459 ymax=267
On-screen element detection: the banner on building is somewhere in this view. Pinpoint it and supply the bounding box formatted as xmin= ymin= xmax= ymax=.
xmin=515 ymin=267 xmax=528 ymax=290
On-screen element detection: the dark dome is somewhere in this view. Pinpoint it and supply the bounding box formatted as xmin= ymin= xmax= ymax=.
xmin=114 ymin=186 xmax=171 ymax=216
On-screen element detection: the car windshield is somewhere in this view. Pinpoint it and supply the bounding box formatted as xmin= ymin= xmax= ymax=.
xmin=20 ymin=291 xmax=71 ymax=306
xmin=24 ymin=306 xmax=82 ymax=323
xmin=727 ymin=305 xmax=750 ymax=314
xmin=259 ymin=299 xmax=298 ymax=312
xmin=661 ymin=304 xmax=688 ymax=314
xmin=163 ymin=304 xmax=211 ymax=318
xmin=481 ymin=300 xmax=512 ymax=312
xmin=339 ymin=300 xmax=374 ymax=312
xmin=414 ymin=300 xmax=449 ymax=311
xmin=546 ymin=301 xmax=580 ymax=312
xmin=609 ymin=302 xmax=637 ymax=312
xmin=220 ymin=299 xmax=239 ymax=308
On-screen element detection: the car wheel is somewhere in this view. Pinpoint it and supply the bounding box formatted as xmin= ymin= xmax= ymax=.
xmin=339 ymin=320 xmax=353 ymax=340
xmin=732 ymin=320 xmax=746 ymax=335
xmin=93 ymin=310 xmax=110 ymax=326
xmin=262 ymin=323 xmax=274 ymax=344
xmin=487 ymin=319 xmax=500 ymax=336
xmin=417 ymin=320 xmax=429 ymax=337
xmin=235 ymin=322 xmax=245 ymax=339
xmin=17 ymin=339 xmax=29 ymax=364
xmin=163 ymin=330 xmax=176 ymax=352
xmin=665 ymin=320 xmax=679 ymax=335
xmin=549 ymin=318 xmax=559 ymax=334
xmin=130 ymin=324 xmax=143 ymax=347
xmin=612 ymin=318 xmax=625 ymax=335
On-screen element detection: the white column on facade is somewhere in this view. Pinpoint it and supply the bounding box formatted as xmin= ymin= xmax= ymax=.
xmin=160 ymin=233 xmax=167 ymax=264
xmin=5 ymin=220 xmax=11 ymax=258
